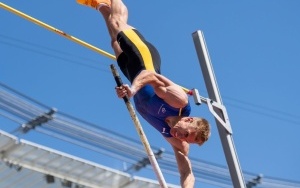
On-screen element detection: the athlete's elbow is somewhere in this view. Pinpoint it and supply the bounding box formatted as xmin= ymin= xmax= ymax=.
xmin=161 ymin=85 xmax=189 ymax=108
xmin=176 ymin=97 xmax=188 ymax=109
xmin=182 ymin=95 xmax=189 ymax=106
xmin=175 ymin=89 xmax=189 ymax=108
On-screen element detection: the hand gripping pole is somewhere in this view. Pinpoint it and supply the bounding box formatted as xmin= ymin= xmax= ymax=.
xmin=110 ymin=64 xmax=168 ymax=188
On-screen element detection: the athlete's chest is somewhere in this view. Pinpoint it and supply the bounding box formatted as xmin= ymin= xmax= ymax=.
xmin=155 ymin=103 xmax=179 ymax=117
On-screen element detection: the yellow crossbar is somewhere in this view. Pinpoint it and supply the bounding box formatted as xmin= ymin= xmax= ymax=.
xmin=0 ymin=2 xmax=116 ymax=60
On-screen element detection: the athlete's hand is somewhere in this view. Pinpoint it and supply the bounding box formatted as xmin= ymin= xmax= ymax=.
xmin=115 ymin=84 xmax=136 ymax=98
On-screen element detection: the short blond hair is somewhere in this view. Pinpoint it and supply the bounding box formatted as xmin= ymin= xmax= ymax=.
xmin=192 ymin=117 xmax=211 ymax=146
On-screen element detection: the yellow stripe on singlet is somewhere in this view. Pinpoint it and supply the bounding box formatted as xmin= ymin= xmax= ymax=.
xmin=123 ymin=29 xmax=155 ymax=71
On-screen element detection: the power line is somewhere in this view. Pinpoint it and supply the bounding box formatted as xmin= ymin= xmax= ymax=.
xmin=0 ymin=83 xmax=300 ymax=187
xmin=0 ymin=34 xmax=110 ymax=73
xmin=1 ymin=34 xmax=300 ymax=127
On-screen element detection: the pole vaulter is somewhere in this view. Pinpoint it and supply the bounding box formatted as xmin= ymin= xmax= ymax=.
xmin=0 ymin=2 xmax=171 ymax=187
xmin=1 ymin=2 xmax=248 ymax=187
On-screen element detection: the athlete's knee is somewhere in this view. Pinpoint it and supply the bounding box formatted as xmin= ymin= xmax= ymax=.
xmin=109 ymin=4 xmax=128 ymax=26
xmin=111 ymin=0 xmax=129 ymax=17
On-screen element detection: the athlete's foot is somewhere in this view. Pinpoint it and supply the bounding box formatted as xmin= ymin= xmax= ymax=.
xmin=77 ymin=0 xmax=111 ymax=10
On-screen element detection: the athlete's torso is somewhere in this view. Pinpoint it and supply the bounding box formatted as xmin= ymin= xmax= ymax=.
xmin=134 ymin=85 xmax=191 ymax=137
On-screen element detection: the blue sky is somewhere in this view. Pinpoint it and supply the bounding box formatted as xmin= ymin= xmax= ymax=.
xmin=1 ymin=0 xmax=300 ymax=187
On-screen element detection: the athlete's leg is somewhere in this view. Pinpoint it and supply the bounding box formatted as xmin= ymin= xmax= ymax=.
xmin=109 ymin=0 xmax=134 ymax=37
xmin=96 ymin=7 xmax=121 ymax=57
xmin=98 ymin=0 xmax=134 ymax=58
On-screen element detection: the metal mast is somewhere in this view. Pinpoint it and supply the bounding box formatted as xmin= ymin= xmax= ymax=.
xmin=192 ymin=30 xmax=246 ymax=188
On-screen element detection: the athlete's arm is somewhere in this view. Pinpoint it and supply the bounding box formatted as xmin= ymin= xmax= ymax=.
xmin=166 ymin=137 xmax=195 ymax=188
xmin=116 ymin=70 xmax=188 ymax=108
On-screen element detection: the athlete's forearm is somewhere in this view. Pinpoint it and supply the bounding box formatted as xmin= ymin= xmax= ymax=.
xmin=172 ymin=145 xmax=195 ymax=188
xmin=181 ymin=172 xmax=195 ymax=188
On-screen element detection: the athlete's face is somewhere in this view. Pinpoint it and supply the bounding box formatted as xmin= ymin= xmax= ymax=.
xmin=170 ymin=117 xmax=199 ymax=144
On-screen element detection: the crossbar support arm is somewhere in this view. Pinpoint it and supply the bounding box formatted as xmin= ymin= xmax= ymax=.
xmin=192 ymin=89 xmax=232 ymax=133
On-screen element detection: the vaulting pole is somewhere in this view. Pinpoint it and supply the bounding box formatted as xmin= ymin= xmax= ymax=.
xmin=110 ymin=64 xmax=168 ymax=188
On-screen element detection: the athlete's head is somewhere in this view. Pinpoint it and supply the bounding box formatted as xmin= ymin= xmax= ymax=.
xmin=192 ymin=117 xmax=211 ymax=146
xmin=169 ymin=117 xmax=211 ymax=145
